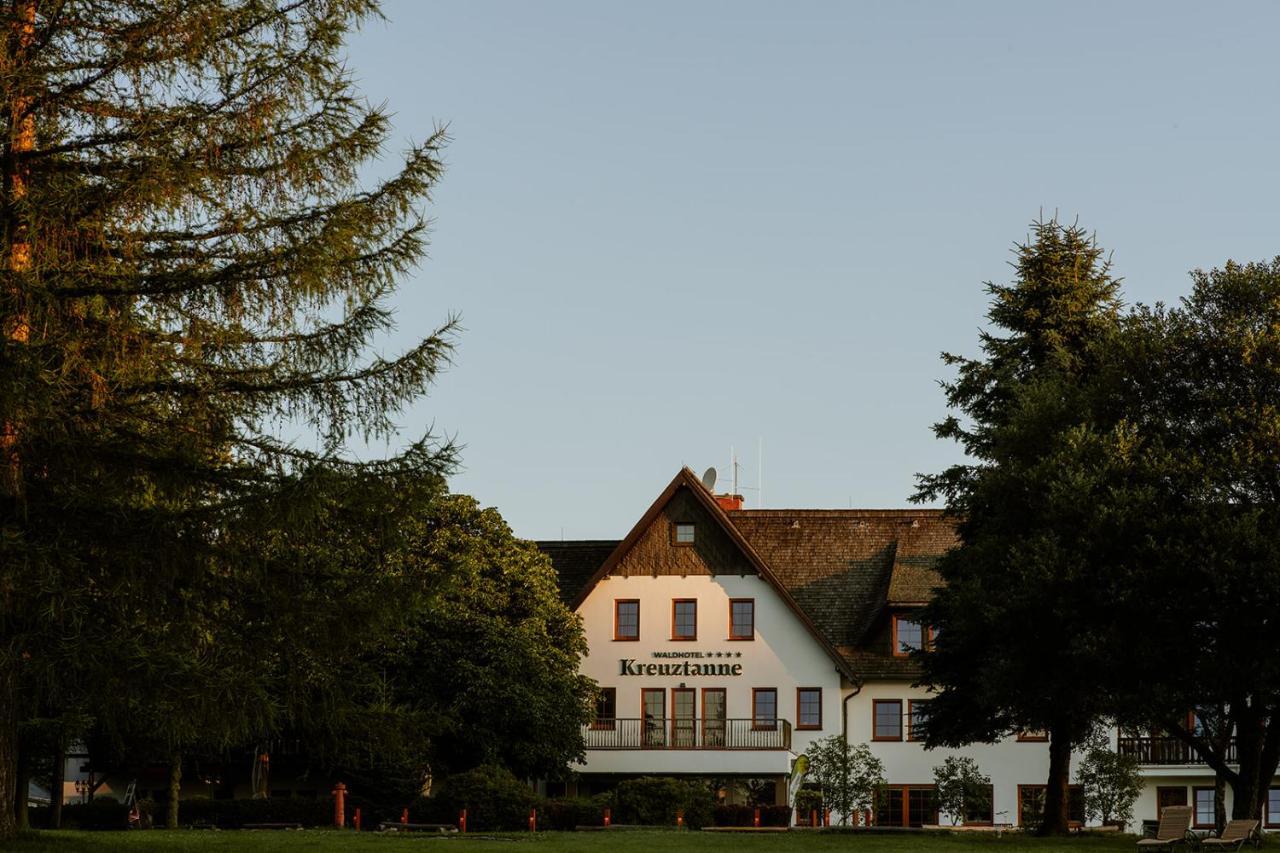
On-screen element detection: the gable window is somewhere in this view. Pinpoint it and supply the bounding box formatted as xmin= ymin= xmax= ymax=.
xmin=797 ymin=688 xmax=822 ymax=730
xmin=892 ymin=615 xmax=929 ymax=656
xmin=873 ymin=699 xmax=902 ymax=741
xmin=1193 ymin=787 xmax=1215 ymax=828
xmin=907 ymin=699 xmax=929 ymax=742
xmin=614 ymin=600 xmax=640 ymax=641
xmin=753 ymin=688 xmax=778 ymax=729
xmin=729 ymin=598 xmax=755 ymax=640
xmin=672 ymin=599 xmax=697 ymax=640
xmin=592 ymin=688 xmax=616 ymax=730
xmin=673 ymin=522 xmax=696 ymax=545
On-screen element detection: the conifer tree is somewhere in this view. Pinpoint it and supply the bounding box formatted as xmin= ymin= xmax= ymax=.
xmin=914 ymin=219 xmax=1128 ymax=835
xmin=0 ymin=1 xmax=455 ymax=838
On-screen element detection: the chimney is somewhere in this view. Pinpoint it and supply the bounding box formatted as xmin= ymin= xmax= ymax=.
xmin=715 ymin=493 xmax=744 ymax=512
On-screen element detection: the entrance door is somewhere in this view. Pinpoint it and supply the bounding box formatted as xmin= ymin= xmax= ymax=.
xmin=672 ymin=688 xmax=696 ymax=747
xmin=642 ymin=688 xmax=666 ymax=747
xmin=703 ymin=688 xmax=726 ymax=748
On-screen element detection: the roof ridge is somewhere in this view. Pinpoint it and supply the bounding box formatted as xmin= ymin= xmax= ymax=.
xmin=729 ymin=508 xmax=947 ymax=517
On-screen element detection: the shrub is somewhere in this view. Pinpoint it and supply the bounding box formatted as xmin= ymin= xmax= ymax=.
xmin=58 ymin=799 xmax=131 ymax=830
xmin=712 ymin=803 xmax=792 ymax=827
xmin=612 ymin=777 xmax=714 ymax=829
xmin=542 ymin=796 xmax=609 ymax=830
xmin=425 ymin=765 xmax=538 ymax=831
xmin=932 ymin=756 xmax=991 ymax=826
xmin=1078 ymin=737 xmax=1142 ymax=828
xmin=794 ymin=788 xmax=823 ymax=822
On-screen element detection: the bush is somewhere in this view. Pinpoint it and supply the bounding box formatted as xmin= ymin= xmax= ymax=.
xmin=612 ymin=777 xmax=714 ymax=829
xmin=712 ymin=803 xmax=792 ymax=827
xmin=174 ymin=796 xmax=331 ymax=828
xmin=542 ymin=796 xmax=610 ymax=830
xmin=424 ymin=765 xmax=538 ymax=831
xmin=794 ymin=788 xmax=823 ymax=822
xmin=57 ymin=799 xmax=132 ymax=830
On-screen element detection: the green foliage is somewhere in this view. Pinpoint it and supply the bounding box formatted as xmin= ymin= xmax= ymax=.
xmin=425 ymin=765 xmax=538 ymax=831
xmin=712 ymin=804 xmax=792 ymax=827
xmin=803 ymin=734 xmax=885 ymax=826
xmin=1076 ymin=737 xmax=1141 ymax=827
xmin=794 ymin=787 xmax=823 ymax=819
xmin=610 ymin=777 xmax=715 ymax=829
xmin=541 ymin=797 xmax=611 ymax=831
xmin=931 ymin=756 xmax=991 ymax=826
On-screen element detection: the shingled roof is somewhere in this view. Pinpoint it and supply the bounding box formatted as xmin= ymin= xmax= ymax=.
xmin=536 ymin=471 xmax=957 ymax=682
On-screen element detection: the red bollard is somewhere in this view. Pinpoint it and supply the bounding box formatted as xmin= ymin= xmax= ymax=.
xmin=810 ymin=809 xmax=817 ymax=827
xmin=401 ymin=808 xmax=409 ymax=825
xmin=353 ymin=808 xmax=362 ymax=831
xmin=677 ymin=808 xmax=684 ymax=828
xmin=332 ymin=782 xmax=347 ymax=828
xmin=603 ymin=807 xmax=611 ymax=828
xmin=753 ymin=807 xmax=761 ymax=827
xmin=529 ymin=807 xmax=537 ymax=832
xmin=459 ymin=808 xmax=467 ymax=834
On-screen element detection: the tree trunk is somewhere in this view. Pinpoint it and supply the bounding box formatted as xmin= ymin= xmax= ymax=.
xmin=1214 ymin=773 xmax=1226 ymax=835
xmin=13 ymin=738 xmax=28 ymax=832
xmin=1230 ymin=707 xmax=1267 ymax=820
xmin=1037 ymin=727 xmax=1072 ymax=836
xmin=49 ymin=732 xmax=65 ymax=829
xmin=0 ymin=661 xmax=17 ymax=841
xmin=165 ymin=752 xmax=181 ymax=829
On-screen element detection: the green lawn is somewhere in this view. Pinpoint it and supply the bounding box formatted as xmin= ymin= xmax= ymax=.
xmin=13 ymin=829 xmax=1267 ymax=853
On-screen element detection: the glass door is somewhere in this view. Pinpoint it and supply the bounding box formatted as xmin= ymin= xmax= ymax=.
xmin=642 ymin=688 xmax=666 ymax=748
xmin=702 ymin=688 xmax=726 ymax=747
xmin=672 ymin=688 xmax=696 ymax=747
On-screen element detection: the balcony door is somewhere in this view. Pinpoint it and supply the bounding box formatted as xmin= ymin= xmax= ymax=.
xmin=642 ymin=688 xmax=666 ymax=748
xmin=672 ymin=688 xmax=696 ymax=747
xmin=703 ymin=688 xmax=726 ymax=748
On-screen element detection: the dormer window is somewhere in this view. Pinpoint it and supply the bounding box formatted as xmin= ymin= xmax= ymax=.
xmin=892 ymin=614 xmax=934 ymax=656
xmin=673 ymin=522 xmax=695 ymax=545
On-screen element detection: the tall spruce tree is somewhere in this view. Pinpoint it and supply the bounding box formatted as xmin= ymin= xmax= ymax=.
xmin=913 ymin=219 xmax=1128 ymax=835
xmin=0 ymin=1 xmax=456 ymax=838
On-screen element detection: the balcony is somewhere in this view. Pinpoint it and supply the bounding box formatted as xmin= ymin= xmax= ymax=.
xmin=1116 ymin=737 xmax=1237 ymax=765
xmin=584 ymin=718 xmax=792 ymax=751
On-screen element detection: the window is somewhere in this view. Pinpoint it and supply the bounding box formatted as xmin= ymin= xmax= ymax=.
xmin=875 ymin=785 xmax=938 ymax=827
xmin=729 ymin=598 xmax=755 ymax=640
xmin=1267 ymin=788 xmax=1280 ymax=828
xmin=797 ymin=688 xmax=822 ymax=730
xmin=753 ymin=688 xmax=778 ymax=729
xmin=703 ymin=688 xmax=727 ymax=747
xmin=873 ymin=699 xmax=902 ymax=741
xmin=893 ymin=615 xmax=929 ymax=656
xmin=907 ymin=700 xmax=929 ymax=742
xmin=673 ymin=522 xmax=695 ymax=544
xmin=1157 ymin=786 xmax=1188 ymax=816
xmin=1016 ymin=729 xmax=1049 ymax=742
xmin=1018 ymin=785 xmax=1084 ymax=828
xmin=642 ymin=688 xmax=666 ymax=747
xmin=672 ymin=599 xmax=697 ymax=640
xmin=614 ymin=600 xmax=640 ymax=640
xmin=1193 ymin=787 xmax=1215 ymax=829
xmin=593 ymin=687 xmax=616 ymax=730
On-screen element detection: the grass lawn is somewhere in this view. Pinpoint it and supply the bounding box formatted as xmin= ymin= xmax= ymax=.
xmin=14 ymin=829 xmax=1274 ymax=853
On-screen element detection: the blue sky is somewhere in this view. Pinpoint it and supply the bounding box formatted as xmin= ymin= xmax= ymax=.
xmin=344 ymin=1 xmax=1280 ymax=539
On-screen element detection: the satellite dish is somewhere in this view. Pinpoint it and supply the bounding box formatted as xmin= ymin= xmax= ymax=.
xmin=701 ymin=467 xmax=717 ymax=491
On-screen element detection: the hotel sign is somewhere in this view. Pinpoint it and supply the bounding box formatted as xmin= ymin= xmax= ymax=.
xmin=618 ymin=650 xmax=744 ymax=677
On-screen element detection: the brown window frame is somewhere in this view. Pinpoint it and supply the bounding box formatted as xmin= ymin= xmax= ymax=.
xmin=591 ymin=687 xmax=617 ymax=730
xmin=702 ymin=687 xmax=727 ymax=745
xmin=907 ymin=699 xmax=929 ymax=742
xmin=1192 ymin=786 xmax=1216 ymax=829
xmin=728 ymin=598 xmax=755 ymax=640
xmin=872 ymin=699 xmax=903 ymax=741
xmin=1266 ymin=787 xmax=1280 ymax=828
xmin=796 ymin=687 xmax=822 ymax=730
xmin=613 ymin=599 xmax=640 ymax=641
xmin=671 ymin=521 xmax=696 ymax=546
xmin=752 ymin=687 xmax=778 ymax=730
xmin=891 ymin=614 xmax=930 ymax=657
xmin=671 ymin=598 xmax=698 ymax=640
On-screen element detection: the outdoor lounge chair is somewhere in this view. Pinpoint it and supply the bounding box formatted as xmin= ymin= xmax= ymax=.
xmin=1136 ymin=805 xmax=1194 ymax=851
xmin=1201 ymin=819 xmax=1261 ymax=850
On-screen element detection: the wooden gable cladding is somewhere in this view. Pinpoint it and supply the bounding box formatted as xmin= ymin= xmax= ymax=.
xmin=610 ymin=485 xmax=757 ymax=578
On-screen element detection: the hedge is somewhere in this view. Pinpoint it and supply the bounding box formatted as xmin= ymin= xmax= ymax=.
xmin=712 ymin=803 xmax=792 ymax=827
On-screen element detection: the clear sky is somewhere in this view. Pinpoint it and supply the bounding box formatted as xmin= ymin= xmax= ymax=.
xmin=343 ymin=1 xmax=1280 ymax=540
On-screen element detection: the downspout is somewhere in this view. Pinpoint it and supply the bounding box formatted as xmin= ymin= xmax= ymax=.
xmin=841 ymin=674 xmax=863 ymax=739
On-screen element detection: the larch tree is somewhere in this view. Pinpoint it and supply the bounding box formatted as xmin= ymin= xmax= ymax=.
xmin=913 ymin=218 xmax=1134 ymax=835
xmin=0 ymin=0 xmax=456 ymax=838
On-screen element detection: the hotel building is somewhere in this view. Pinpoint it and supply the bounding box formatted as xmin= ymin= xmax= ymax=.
xmin=539 ymin=467 xmax=1280 ymax=832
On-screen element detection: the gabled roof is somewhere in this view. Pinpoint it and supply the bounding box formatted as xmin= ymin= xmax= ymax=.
xmin=558 ymin=468 xmax=860 ymax=682
xmin=536 ymin=470 xmax=957 ymax=683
